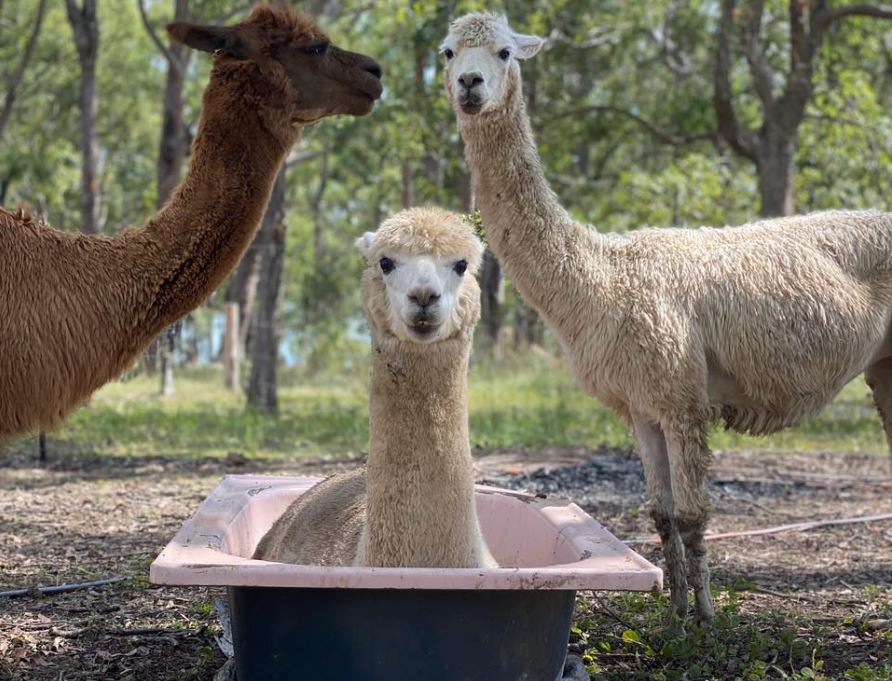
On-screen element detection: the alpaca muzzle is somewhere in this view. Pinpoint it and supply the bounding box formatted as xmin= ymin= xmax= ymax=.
xmin=409 ymin=311 xmax=441 ymax=339
xmin=458 ymin=90 xmax=484 ymax=114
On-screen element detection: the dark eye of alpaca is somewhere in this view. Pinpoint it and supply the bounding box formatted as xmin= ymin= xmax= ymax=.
xmin=443 ymin=48 xmax=455 ymax=60
xmin=303 ymin=42 xmax=329 ymax=56
xmin=379 ymin=257 xmax=395 ymax=274
xmin=454 ymin=259 xmax=468 ymax=275
xmin=498 ymin=48 xmax=511 ymax=61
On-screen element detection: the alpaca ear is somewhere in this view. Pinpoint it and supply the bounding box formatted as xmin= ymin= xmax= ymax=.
xmin=355 ymin=232 xmax=377 ymax=259
xmin=512 ymin=32 xmax=544 ymax=59
xmin=167 ymin=22 xmax=248 ymax=59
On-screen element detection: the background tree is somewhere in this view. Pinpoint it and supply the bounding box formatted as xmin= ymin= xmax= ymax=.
xmin=715 ymin=0 xmax=892 ymax=216
xmin=139 ymin=0 xmax=249 ymax=394
xmin=0 ymin=0 xmax=48 ymax=148
xmin=1 ymin=0 xmax=889 ymax=392
xmin=64 ymin=0 xmax=101 ymax=234
xmin=247 ymin=169 xmax=288 ymax=413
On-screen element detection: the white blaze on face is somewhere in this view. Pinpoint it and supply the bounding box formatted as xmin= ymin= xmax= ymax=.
xmin=440 ymin=13 xmax=544 ymax=114
xmin=356 ymin=232 xmax=471 ymax=343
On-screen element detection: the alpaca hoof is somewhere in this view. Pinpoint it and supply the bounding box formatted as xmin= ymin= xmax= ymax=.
xmin=695 ymin=601 xmax=716 ymax=627
xmin=663 ymin=611 xmax=687 ymax=637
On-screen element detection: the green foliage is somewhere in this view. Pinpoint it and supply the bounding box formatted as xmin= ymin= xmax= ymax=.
xmin=844 ymin=663 xmax=892 ymax=681
xmin=573 ymin=587 xmax=890 ymax=681
xmin=1 ymin=0 xmax=890 ymax=371
xmin=10 ymin=361 xmax=884 ymax=458
xmin=1 ymin=0 xmax=164 ymax=228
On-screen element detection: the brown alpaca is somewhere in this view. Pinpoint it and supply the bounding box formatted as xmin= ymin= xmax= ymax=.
xmin=0 ymin=6 xmax=382 ymax=443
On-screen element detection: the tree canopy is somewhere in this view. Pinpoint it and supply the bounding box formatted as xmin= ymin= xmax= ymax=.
xmin=2 ymin=0 xmax=890 ymax=376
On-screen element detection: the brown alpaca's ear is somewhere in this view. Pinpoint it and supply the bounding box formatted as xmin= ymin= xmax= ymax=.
xmin=166 ymin=22 xmax=248 ymax=59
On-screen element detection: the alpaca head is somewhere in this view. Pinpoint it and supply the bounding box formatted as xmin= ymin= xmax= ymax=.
xmin=357 ymin=208 xmax=483 ymax=345
xmin=440 ymin=13 xmax=543 ymax=117
xmin=168 ymin=5 xmax=383 ymax=125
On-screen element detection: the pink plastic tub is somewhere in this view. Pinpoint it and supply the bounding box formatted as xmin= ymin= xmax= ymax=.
xmin=151 ymin=475 xmax=661 ymax=681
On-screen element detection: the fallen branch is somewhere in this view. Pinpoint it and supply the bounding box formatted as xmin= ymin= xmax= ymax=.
xmin=0 ymin=575 xmax=130 ymax=599
xmin=625 ymin=512 xmax=892 ymax=546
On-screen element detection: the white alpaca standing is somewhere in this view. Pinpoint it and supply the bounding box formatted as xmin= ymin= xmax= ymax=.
xmin=254 ymin=208 xmax=496 ymax=569
xmin=442 ymin=12 xmax=892 ymax=624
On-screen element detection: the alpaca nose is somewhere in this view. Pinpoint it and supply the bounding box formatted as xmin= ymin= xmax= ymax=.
xmin=458 ymin=72 xmax=484 ymax=90
xmin=408 ymin=288 xmax=440 ymax=308
xmin=365 ymin=59 xmax=383 ymax=80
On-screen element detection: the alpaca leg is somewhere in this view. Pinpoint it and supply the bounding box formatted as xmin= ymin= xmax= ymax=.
xmin=866 ymin=358 xmax=892 ymax=473
xmin=632 ymin=416 xmax=688 ymax=624
xmin=664 ymin=419 xmax=714 ymax=625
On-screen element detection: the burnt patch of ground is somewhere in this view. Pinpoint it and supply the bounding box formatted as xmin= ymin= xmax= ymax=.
xmin=484 ymin=447 xmax=892 ymax=679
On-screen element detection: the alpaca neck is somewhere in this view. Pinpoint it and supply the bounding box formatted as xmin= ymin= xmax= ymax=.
xmin=362 ymin=333 xmax=483 ymax=567
xmin=459 ymin=70 xmax=610 ymax=321
xmin=130 ymin=61 xmax=298 ymax=336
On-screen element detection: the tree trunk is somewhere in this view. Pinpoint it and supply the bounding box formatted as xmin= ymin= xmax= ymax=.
xmin=143 ymin=342 xmax=158 ymax=374
xmin=0 ymin=0 xmax=48 ymax=141
xmin=514 ymin=300 xmax=544 ymax=351
xmin=757 ymin=125 xmax=797 ymax=217
xmin=246 ymin=169 xmax=287 ymax=413
xmin=182 ymin=314 xmax=199 ymax=366
xmin=65 ymin=0 xmax=101 ymax=235
xmin=137 ymin=0 xmax=195 ymax=390
xmin=225 ymin=248 xmax=261 ymax=355
xmin=157 ymin=46 xmax=191 ymax=205
xmin=712 ymin=0 xmax=892 ymax=219
xmin=153 ymin=0 xmax=192 ymax=207
xmin=223 ymin=302 xmax=240 ymax=390
xmin=149 ymin=0 xmax=194 ymax=394
xmin=479 ymin=248 xmax=503 ymax=353
xmin=160 ymin=324 xmax=176 ymax=396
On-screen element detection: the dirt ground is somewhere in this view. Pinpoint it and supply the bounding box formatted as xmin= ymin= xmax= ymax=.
xmin=1 ymin=446 xmax=890 ymax=680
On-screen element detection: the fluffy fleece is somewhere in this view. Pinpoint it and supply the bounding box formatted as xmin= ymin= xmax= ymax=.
xmin=444 ymin=12 xmax=892 ymax=624
xmin=254 ymin=208 xmax=496 ymax=568
xmin=0 ymin=5 xmax=381 ymax=443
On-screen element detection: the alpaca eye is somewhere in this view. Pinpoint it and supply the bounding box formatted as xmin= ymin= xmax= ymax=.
xmin=379 ymin=257 xmax=395 ymax=274
xmin=498 ymin=48 xmax=511 ymax=61
xmin=303 ymin=42 xmax=328 ymax=56
xmin=454 ymin=259 xmax=468 ymax=275
xmin=443 ymin=48 xmax=454 ymax=60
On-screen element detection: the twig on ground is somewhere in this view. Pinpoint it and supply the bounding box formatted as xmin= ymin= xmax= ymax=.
xmin=49 ymin=626 xmax=89 ymax=638
xmin=0 ymin=575 xmax=131 ymax=599
xmin=106 ymin=627 xmax=186 ymax=636
xmin=754 ymin=586 xmax=806 ymax=601
xmin=625 ymin=512 xmax=892 ymax=545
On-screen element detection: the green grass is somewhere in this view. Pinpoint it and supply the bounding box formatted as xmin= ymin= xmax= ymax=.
xmin=6 ymin=355 xmax=887 ymax=458
xmin=574 ymin=587 xmax=892 ymax=680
